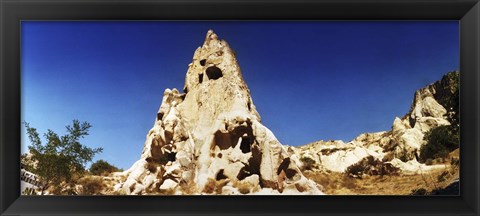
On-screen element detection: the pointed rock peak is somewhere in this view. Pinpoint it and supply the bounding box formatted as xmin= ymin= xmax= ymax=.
xmin=119 ymin=31 xmax=322 ymax=195
xmin=204 ymin=29 xmax=219 ymax=43
xmin=184 ymin=30 xmax=246 ymax=101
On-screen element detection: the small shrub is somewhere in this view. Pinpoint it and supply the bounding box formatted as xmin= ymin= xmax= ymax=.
xmin=345 ymin=162 xmax=367 ymax=178
xmin=202 ymin=178 xmax=228 ymax=194
xmin=89 ymin=160 xmax=120 ymax=176
xmin=320 ymin=148 xmax=347 ymax=156
xmin=345 ymin=156 xmax=399 ymax=178
xmin=398 ymin=147 xmax=412 ymax=162
xmin=420 ymin=125 xmax=459 ymax=162
xmin=300 ymin=157 xmax=316 ymax=171
xmin=77 ymin=176 xmax=104 ymax=195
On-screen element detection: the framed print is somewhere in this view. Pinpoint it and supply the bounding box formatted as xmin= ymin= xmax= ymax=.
xmin=1 ymin=0 xmax=479 ymax=215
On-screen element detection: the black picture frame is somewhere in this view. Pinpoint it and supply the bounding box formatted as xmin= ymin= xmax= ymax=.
xmin=1 ymin=0 xmax=479 ymax=215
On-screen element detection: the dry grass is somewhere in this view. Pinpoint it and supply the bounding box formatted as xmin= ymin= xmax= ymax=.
xmin=304 ymin=159 xmax=459 ymax=195
xmin=233 ymin=181 xmax=252 ymax=194
xmin=202 ymin=178 xmax=229 ymax=194
xmin=179 ymin=178 xmax=198 ymax=195
xmin=77 ymin=175 xmax=105 ymax=195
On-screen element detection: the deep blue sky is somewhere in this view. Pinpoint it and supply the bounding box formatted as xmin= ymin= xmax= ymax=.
xmin=21 ymin=21 xmax=459 ymax=169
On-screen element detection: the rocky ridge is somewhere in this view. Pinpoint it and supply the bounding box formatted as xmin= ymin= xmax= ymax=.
xmin=114 ymin=30 xmax=322 ymax=195
xmin=289 ymin=71 xmax=459 ymax=174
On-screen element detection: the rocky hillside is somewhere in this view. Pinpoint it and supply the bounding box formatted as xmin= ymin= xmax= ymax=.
xmin=289 ymin=71 xmax=459 ymax=175
xmin=110 ymin=30 xmax=322 ymax=195
xmin=100 ymin=31 xmax=458 ymax=196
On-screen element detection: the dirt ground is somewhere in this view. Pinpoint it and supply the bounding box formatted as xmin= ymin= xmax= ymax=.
xmin=304 ymin=159 xmax=459 ymax=195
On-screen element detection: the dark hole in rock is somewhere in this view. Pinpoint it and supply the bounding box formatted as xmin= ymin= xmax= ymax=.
xmin=157 ymin=112 xmax=164 ymax=121
xmin=248 ymin=145 xmax=262 ymax=176
xmin=217 ymin=153 xmax=223 ymax=158
xmin=183 ymin=86 xmax=188 ymax=94
xmin=247 ymin=101 xmax=251 ymax=111
xmin=164 ymin=131 xmax=173 ymax=145
xmin=237 ymin=166 xmax=251 ymax=180
xmin=199 ymin=73 xmax=204 ymax=83
xmin=277 ymin=158 xmax=291 ymax=175
xmin=214 ymin=131 xmax=232 ymax=150
xmin=216 ymin=169 xmax=227 ymax=180
xmin=146 ymin=162 xmax=157 ymax=173
xmin=167 ymin=152 xmax=177 ymax=162
xmin=240 ymin=137 xmax=252 ymax=153
xmin=214 ymin=124 xmax=254 ymax=151
xmin=206 ymin=66 xmax=223 ymax=80
xmin=145 ymin=157 xmax=154 ymax=163
xmin=285 ymin=169 xmax=297 ymax=179
xmin=199 ymin=59 xmax=206 ymax=66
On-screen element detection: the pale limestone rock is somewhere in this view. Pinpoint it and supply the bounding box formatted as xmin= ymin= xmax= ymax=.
xmin=389 ymin=158 xmax=446 ymax=174
xmin=159 ymin=179 xmax=178 ymax=191
xmin=221 ymin=185 xmax=240 ymax=195
xmin=223 ymin=162 xmax=245 ymax=180
xmin=242 ymin=174 xmax=260 ymax=190
xmin=119 ymin=30 xmax=322 ymax=195
xmin=114 ymin=183 xmax=122 ymax=192
xmin=132 ymin=184 xmax=144 ymax=195
xmin=294 ymin=72 xmax=457 ymax=174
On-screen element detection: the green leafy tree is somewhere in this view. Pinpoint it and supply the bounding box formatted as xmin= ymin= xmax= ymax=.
xmin=89 ymin=160 xmax=121 ymax=176
xmin=24 ymin=120 xmax=103 ymax=194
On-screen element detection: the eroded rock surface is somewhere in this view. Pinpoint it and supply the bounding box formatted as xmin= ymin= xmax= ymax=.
xmin=291 ymin=72 xmax=458 ymax=174
xmin=116 ymin=30 xmax=322 ymax=195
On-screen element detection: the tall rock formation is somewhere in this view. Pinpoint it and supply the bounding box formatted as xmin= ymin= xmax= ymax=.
xmin=290 ymin=72 xmax=459 ymax=174
xmin=117 ymin=30 xmax=322 ymax=195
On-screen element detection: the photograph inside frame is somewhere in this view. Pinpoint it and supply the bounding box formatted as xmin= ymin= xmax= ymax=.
xmin=20 ymin=21 xmax=460 ymax=195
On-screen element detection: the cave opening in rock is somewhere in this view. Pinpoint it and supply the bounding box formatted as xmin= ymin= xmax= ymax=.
xmin=167 ymin=152 xmax=177 ymax=162
xmin=248 ymin=145 xmax=261 ymax=175
xmin=216 ymin=169 xmax=227 ymax=180
xmin=240 ymin=137 xmax=252 ymax=153
xmin=276 ymin=158 xmax=298 ymax=179
xmin=199 ymin=73 xmax=204 ymax=83
xmin=199 ymin=59 xmax=206 ymax=66
xmin=236 ymin=166 xmax=251 ymax=180
xmin=157 ymin=112 xmax=164 ymax=121
xmin=206 ymin=66 xmax=223 ymax=80
xmin=214 ymin=130 xmax=233 ymax=150
xmin=277 ymin=158 xmax=291 ymax=175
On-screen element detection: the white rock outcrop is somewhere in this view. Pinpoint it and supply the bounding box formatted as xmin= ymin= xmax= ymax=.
xmin=117 ymin=30 xmax=322 ymax=195
xmin=292 ymin=72 xmax=458 ymax=173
